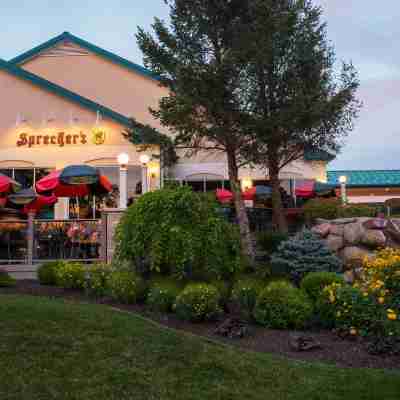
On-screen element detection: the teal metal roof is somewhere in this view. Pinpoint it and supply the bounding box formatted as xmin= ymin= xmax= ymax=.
xmin=328 ymin=170 xmax=400 ymax=187
xmin=0 ymin=58 xmax=131 ymax=127
xmin=9 ymin=32 xmax=159 ymax=82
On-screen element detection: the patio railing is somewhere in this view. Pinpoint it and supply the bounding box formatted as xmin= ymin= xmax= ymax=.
xmin=0 ymin=220 xmax=28 ymax=264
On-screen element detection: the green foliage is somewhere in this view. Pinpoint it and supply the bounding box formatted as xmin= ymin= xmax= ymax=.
xmin=146 ymin=277 xmax=182 ymax=312
xmin=0 ymin=270 xmax=16 ymax=287
xmin=257 ymin=232 xmax=288 ymax=255
xmin=301 ymin=272 xmax=344 ymax=302
xmin=303 ymin=198 xmax=376 ymax=222
xmin=85 ymin=263 xmax=113 ymax=297
xmin=115 ymin=186 xmax=241 ymax=281
xmin=107 ymin=270 xmax=147 ymax=304
xmin=271 ymin=230 xmax=342 ymax=283
xmin=37 ymin=261 xmax=62 ymax=286
xmin=210 ymin=279 xmax=232 ymax=307
xmin=173 ymin=283 xmax=222 ymax=322
xmin=232 ymin=277 xmax=265 ymax=318
xmin=253 ymin=281 xmax=313 ymax=329
xmin=55 ymin=262 xmax=86 ymax=290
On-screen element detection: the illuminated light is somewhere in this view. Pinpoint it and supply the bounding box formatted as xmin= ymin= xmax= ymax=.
xmin=339 ymin=175 xmax=347 ymax=184
xmin=139 ymin=154 xmax=150 ymax=165
xmin=117 ymin=153 xmax=130 ymax=166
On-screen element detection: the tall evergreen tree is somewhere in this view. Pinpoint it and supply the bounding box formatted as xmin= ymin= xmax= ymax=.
xmin=136 ymin=0 xmax=258 ymax=261
xmin=238 ymin=0 xmax=361 ymax=231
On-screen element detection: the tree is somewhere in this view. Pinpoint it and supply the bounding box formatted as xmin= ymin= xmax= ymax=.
xmin=237 ymin=0 xmax=361 ymax=232
xmin=135 ymin=0 xmax=258 ymax=262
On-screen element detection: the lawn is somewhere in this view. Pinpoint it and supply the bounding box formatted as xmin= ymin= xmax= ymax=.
xmin=0 ymin=294 xmax=399 ymax=400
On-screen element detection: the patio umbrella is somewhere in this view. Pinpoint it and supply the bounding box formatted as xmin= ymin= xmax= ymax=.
xmin=295 ymin=181 xmax=336 ymax=199
xmin=36 ymin=167 xmax=112 ymax=197
xmin=0 ymin=174 xmax=21 ymax=195
xmin=242 ymin=186 xmax=272 ymax=201
xmin=22 ymin=194 xmax=58 ymax=215
xmin=8 ymin=188 xmax=38 ymax=206
xmin=216 ymin=188 xmax=233 ymax=203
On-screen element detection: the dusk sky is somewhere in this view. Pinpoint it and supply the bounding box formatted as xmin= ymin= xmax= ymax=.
xmin=1 ymin=1 xmax=398 ymax=171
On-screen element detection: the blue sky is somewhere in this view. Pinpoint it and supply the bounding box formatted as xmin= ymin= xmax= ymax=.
xmin=1 ymin=0 xmax=399 ymax=170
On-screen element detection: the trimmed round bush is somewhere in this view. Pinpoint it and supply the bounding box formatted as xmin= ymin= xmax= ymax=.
xmin=115 ymin=186 xmax=241 ymax=281
xmin=37 ymin=261 xmax=62 ymax=285
xmin=232 ymin=277 xmax=265 ymax=317
xmin=55 ymin=262 xmax=86 ymax=289
xmin=107 ymin=270 xmax=147 ymax=304
xmin=174 ymin=283 xmax=222 ymax=322
xmin=301 ymin=272 xmax=344 ymax=302
xmin=253 ymin=281 xmax=313 ymax=329
xmin=85 ymin=263 xmax=113 ymax=297
xmin=0 ymin=270 xmax=16 ymax=287
xmin=147 ymin=278 xmax=182 ymax=312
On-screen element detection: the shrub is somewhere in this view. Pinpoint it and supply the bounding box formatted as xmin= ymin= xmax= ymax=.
xmin=253 ymin=281 xmax=313 ymax=329
xmin=303 ymin=198 xmax=376 ymax=223
xmin=37 ymin=261 xmax=62 ymax=285
xmin=85 ymin=263 xmax=113 ymax=297
xmin=147 ymin=278 xmax=182 ymax=312
xmin=173 ymin=283 xmax=222 ymax=322
xmin=0 ymin=270 xmax=16 ymax=287
xmin=210 ymin=279 xmax=232 ymax=307
xmin=271 ymin=230 xmax=342 ymax=284
xmin=232 ymin=277 xmax=265 ymax=318
xmin=257 ymin=232 xmax=288 ymax=255
xmin=107 ymin=270 xmax=147 ymax=304
xmin=115 ymin=187 xmax=241 ymax=281
xmin=55 ymin=262 xmax=86 ymax=289
xmin=301 ymin=272 xmax=344 ymax=302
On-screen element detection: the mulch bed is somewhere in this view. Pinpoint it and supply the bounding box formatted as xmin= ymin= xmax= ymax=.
xmin=1 ymin=280 xmax=399 ymax=370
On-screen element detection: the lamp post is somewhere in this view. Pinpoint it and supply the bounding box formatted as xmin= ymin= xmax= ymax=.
xmin=140 ymin=154 xmax=150 ymax=194
xmin=118 ymin=153 xmax=130 ymax=209
xmin=339 ymin=175 xmax=347 ymax=205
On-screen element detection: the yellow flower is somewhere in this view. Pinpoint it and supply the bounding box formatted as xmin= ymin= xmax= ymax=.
xmin=378 ymin=297 xmax=385 ymax=304
xmin=387 ymin=309 xmax=397 ymax=321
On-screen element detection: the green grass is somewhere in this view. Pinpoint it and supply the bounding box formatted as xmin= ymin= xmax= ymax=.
xmin=0 ymin=295 xmax=399 ymax=400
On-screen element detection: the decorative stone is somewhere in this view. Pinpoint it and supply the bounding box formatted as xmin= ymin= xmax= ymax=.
xmin=363 ymin=218 xmax=388 ymax=230
xmin=343 ymin=222 xmax=365 ymax=245
xmin=312 ymin=223 xmax=331 ymax=238
xmin=214 ymin=318 xmax=249 ymax=339
xmin=343 ymin=270 xmax=355 ymax=284
xmin=330 ymin=224 xmax=344 ymax=236
xmin=325 ymin=235 xmax=344 ymax=252
xmin=331 ymin=218 xmax=357 ymax=225
xmin=289 ymin=333 xmax=322 ymax=352
xmin=385 ymin=219 xmax=400 ymax=243
xmin=361 ymin=230 xmax=387 ymax=249
xmin=341 ymin=246 xmax=375 ymax=266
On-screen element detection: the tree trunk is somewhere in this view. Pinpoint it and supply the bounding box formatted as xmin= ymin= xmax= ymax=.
xmin=269 ymin=156 xmax=288 ymax=234
xmin=227 ymin=152 xmax=256 ymax=264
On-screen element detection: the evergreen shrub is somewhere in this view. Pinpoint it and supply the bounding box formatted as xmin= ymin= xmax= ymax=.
xmin=55 ymin=262 xmax=86 ymax=289
xmin=0 ymin=270 xmax=16 ymax=287
xmin=301 ymin=272 xmax=344 ymax=302
xmin=107 ymin=270 xmax=147 ymax=304
xmin=85 ymin=263 xmax=113 ymax=297
xmin=147 ymin=277 xmax=182 ymax=312
xmin=232 ymin=277 xmax=265 ymax=318
xmin=37 ymin=261 xmax=63 ymax=285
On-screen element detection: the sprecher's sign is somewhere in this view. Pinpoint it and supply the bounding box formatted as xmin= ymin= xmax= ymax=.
xmin=16 ymin=129 xmax=107 ymax=148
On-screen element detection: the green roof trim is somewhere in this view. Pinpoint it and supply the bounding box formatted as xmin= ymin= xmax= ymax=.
xmin=9 ymin=32 xmax=160 ymax=82
xmin=328 ymin=170 xmax=400 ymax=188
xmin=0 ymin=58 xmax=131 ymax=127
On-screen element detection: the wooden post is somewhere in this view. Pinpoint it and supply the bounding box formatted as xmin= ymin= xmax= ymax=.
xmin=27 ymin=212 xmax=35 ymax=266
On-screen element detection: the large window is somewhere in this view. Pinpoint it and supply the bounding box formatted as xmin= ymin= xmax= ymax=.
xmin=0 ymin=168 xmax=53 ymax=188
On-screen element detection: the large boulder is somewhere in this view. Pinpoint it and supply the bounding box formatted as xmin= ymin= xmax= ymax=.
xmin=311 ymin=223 xmax=331 ymax=238
xmin=343 ymin=222 xmax=365 ymax=245
xmin=331 ymin=218 xmax=357 ymax=225
xmin=330 ymin=224 xmax=344 ymax=236
xmin=361 ymin=230 xmax=387 ymax=249
xmin=340 ymin=246 xmax=375 ymax=267
xmin=363 ymin=218 xmax=388 ymax=230
xmin=325 ymin=234 xmax=345 ymax=252
xmin=385 ymin=219 xmax=400 ymax=244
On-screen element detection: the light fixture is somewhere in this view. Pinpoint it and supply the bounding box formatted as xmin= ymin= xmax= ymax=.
xmin=139 ymin=154 xmax=150 ymax=165
xmin=339 ymin=175 xmax=347 ymax=184
xmin=117 ymin=153 xmax=130 ymax=167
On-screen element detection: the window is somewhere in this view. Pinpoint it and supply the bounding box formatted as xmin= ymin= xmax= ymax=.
xmin=0 ymin=168 xmax=54 ymax=188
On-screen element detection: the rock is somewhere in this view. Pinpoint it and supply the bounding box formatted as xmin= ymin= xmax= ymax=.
xmin=331 ymin=218 xmax=357 ymax=225
xmin=289 ymin=333 xmax=322 ymax=352
xmin=315 ymin=218 xmax=330 ymax=225
xmin=361 ymin=230 xmax=387 ymax=249
xmin=330 ymin=224 xmax=344 ymax=236
xmin=363 ymin=218 xmax=388 ymax=230
xmin=341 ymin=246 xmax=375 ymax=267
xmin=214 ymin=318 xmax=249 ymax=339
xmin=385 ymin=219 xmax=400 ymax=243
xmin=343 ymin=270 xmax=355 ymax=284
xmin=343 ymin=222 xmax=365 ymax=245
xmin=325 ymin=235 xmax=344 ymax=252
xmin=312 ymin=223 xmax=331 ymax=238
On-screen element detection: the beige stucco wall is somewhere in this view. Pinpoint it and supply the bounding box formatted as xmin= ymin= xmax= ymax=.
xmin=19 ymin=42 xmax=170 ymax=133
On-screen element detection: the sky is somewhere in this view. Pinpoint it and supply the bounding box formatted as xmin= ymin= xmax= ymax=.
xmin=1 ymin=0 xmax=399 ymax=171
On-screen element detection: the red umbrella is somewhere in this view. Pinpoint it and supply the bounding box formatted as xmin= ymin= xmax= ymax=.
xmin=242 ymin=187 xmax=256 ymax=200
xmin=295 ymin=181 xmax=314 ymax=198
xmin=0 ymin=174 xmax=21 ymax=194
xmin=216 ymin=189 xmax=233 ymax=203
xmin=22 ymin=195 xmax=58 ymax=215
xmin=36 ymin=170 xmax=112 ymax=197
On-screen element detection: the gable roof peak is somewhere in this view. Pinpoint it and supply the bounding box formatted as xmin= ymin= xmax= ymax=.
xmin=9 ymin=32 xmax=160 ymax=82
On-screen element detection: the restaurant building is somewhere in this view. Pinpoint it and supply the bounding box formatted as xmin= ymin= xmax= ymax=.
xmin=0 ymin=32 xmax=331 ymax=218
